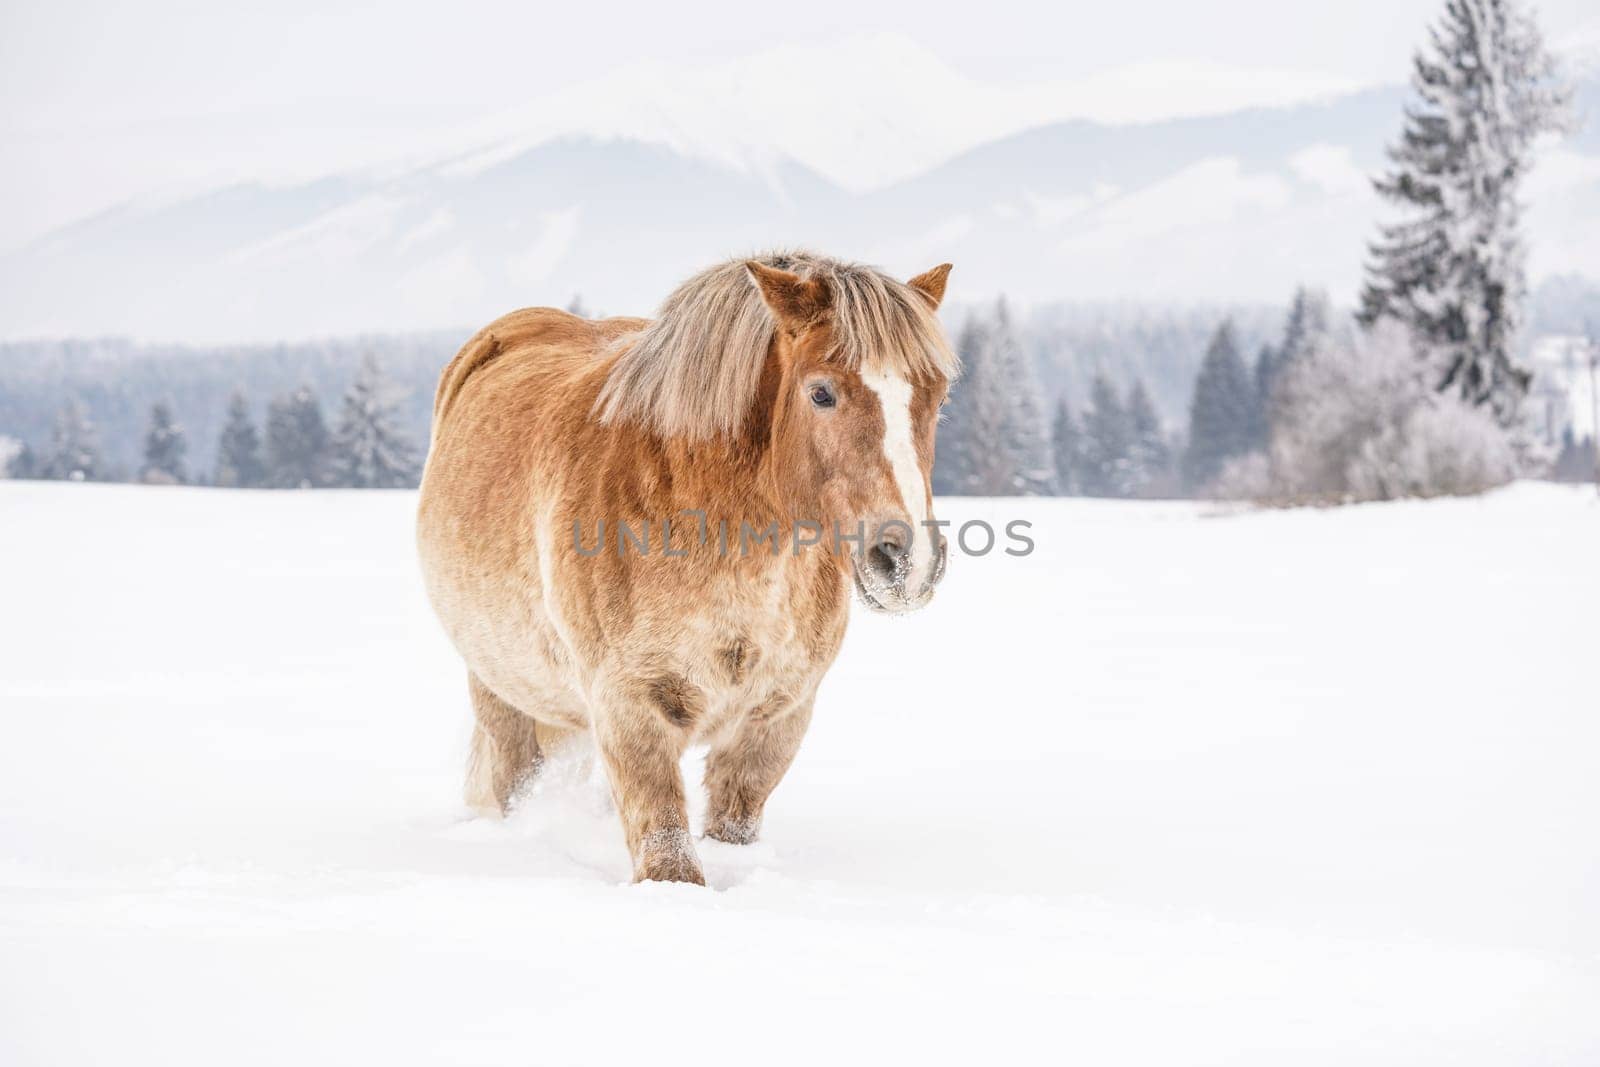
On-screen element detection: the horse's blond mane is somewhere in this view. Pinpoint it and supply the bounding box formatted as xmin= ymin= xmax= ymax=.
xmin=595 ymin=251 xmax=957 ymax=440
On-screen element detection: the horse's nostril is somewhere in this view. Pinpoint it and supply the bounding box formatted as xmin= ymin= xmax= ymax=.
xmin=866 ymin=529 xmax=908 ymax=585
xmin=866 ymin=543 xmax=898 ymax=582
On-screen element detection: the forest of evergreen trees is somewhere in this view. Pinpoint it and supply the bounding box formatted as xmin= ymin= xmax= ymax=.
xmin=1 ymin=301 xmax=1277 ymax=495
xmin=2 ymin=353 xmax=422 ymax=489
xmin=928 ymin=287 xmax=1353 ymax=499
xmin=0 ymin=298 xmax=1281 ymax=497
xmin=2 ymin=272 xmax=1593 ymax=496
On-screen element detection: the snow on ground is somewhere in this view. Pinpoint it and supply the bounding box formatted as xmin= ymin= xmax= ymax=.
xmin=1 ymin=481 xmax=1598 ymax=1064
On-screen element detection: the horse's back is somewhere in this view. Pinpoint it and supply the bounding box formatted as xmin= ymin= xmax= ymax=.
xmin=431 ymin=307 xmax=647 ymax=429
xmin=421 ymin=305 xmax=649 ymax=541
xmin=422 ymin=306 xmax=646 ymax=525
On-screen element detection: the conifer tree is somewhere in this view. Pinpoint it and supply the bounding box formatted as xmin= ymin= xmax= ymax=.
xmin=934 ymin=301 xmax=1055 ymax=496
xmin=1280 ymin=287 xmax=1332 ymax=366
xmin=1358 ymin=0 xmax=1568 ymax=424
xmin=42 ymin=399 xmax=104 ymax=481
xmin=1080 ymin=372 xmax=1132 ymax=498
xmin=266 ymin=386 xmax=331 ymax=489
xmin=1250 ymin=345 xmax=1278 ymax=450
xmin=1183 ymin=321 xmax=1255 ymax=491
xmin=1051 ymin=398 xmax=1083 ymax=496
xmin=329 ymin=354 xmax=421 ymax=489
xmin=140 ymin=401 xmax=188 ymax=484
xmin=933 ymin=315 xmax=988 ymax=495
xmin=215 ymin=391 xmax=266 ymax=488
xmin=1255 ymin=288 xmax=1333 ymax=447
xmin=992 ymin=301 xmax=1058 ymax=496
xmin=1125 ymin=377 xmax=1171 ymax=496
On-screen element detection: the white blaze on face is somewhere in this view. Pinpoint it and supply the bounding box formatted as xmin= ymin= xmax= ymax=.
xmin=859 ymin=364 xmax=933 ymax=590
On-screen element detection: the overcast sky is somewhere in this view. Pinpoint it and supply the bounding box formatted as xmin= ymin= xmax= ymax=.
xmin=2 ymin=0 xmax=1596 ymax=249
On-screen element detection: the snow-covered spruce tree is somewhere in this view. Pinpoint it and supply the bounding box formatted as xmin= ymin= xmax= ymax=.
xmin=932 ymin=315 xmax=983 ymax=495
xmin=992 ymin=300 xmax=1058 ymax=496
xmin=42 ymin=398 xmax=105 ymax=481
xmin=933 ymin=300 xmax=1055 ymax=496
xmin=1254 ymin=287 xmax=1334 ymax=448
xmin=1051 ymin=398 xmax=1083 ymax=496
xmin=1249 ymin=345 xmax=1278 ymax=451
xmin=214 ymin=391 xmax=266 ymax=488
xmin=1358 ymin=0 xmax=1569 ymax=425
xmin=329 ymin=354 xmax=421 ymax=489
xmin=1280 ymin=287 xmax=1333 ymax=366
xmin=1182 ymin=321 xmax=1256 ymax=491
xmin=139 ymin=401 xmax=188 ymax=485
xmin=1079 ymin=372 xmax=1132 ymax=498
xmin=265 ymin=386 xmax=331 ymax=489
xmin=1126 ymin=377 xmax=1173 ymax=496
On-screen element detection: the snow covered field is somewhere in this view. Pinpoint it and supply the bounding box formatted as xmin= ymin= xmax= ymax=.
xmin=2 ymin=481 xmax=1597 ymax=1064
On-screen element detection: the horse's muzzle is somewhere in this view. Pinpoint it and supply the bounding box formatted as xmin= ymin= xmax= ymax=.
xmin=852 ymin=536 xmax=946 ymax=615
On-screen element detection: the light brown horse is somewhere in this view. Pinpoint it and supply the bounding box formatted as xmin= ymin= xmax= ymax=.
xmin=416 ymin=251 xmax=956 ymax=884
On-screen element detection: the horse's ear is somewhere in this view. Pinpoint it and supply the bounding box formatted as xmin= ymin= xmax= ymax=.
xmin=907 ymin=263 xmax=953 ymax=310
xmin=746 ymin=261 xmax=830 ymax=324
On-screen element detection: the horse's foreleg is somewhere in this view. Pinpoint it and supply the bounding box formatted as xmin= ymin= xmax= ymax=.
xmin=464 ymin=673 xmax=542 ymax=817
xmin=593 ymin=694 xmax=704 ymax=885
xmin=703 ymin=698 xmax=814 ymax=845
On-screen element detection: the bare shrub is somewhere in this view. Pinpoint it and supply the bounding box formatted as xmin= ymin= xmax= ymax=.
xmin=1236 ymin=321 xmax=1517 ymax=505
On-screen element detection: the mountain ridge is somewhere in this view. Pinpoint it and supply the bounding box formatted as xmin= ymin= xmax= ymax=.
xmin=4 ymin=76 xmax=1595 ymax=342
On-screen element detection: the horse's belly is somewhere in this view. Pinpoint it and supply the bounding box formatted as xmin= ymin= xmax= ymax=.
xmin=416 ymin=514 xmax=587 ymax=729
xmin=420 ymin=483 xmax=849 ymax=738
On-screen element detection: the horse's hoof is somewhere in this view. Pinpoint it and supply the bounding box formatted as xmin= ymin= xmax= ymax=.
xmin=703 ymin=814 xmax=760 ymax=845
xmin=636 ymin=865 xmax=706 ymax=886
xmin=635 ymin=828 xmax=706 ymax=885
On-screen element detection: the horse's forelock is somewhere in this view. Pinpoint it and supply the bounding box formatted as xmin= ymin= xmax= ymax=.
xmin=595 ymin=251 xmax=956 ymax=441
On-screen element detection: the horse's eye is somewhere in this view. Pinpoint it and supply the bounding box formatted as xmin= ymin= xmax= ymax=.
xmin=809 ymin=384 xmax=836 ymax=409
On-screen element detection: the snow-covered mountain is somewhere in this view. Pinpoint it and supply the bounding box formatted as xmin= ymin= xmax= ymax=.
xmin=3 ymin=44 xmax=1596 ymax=341
xmin=425 ymin=34 xmax=1366 ymax=194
